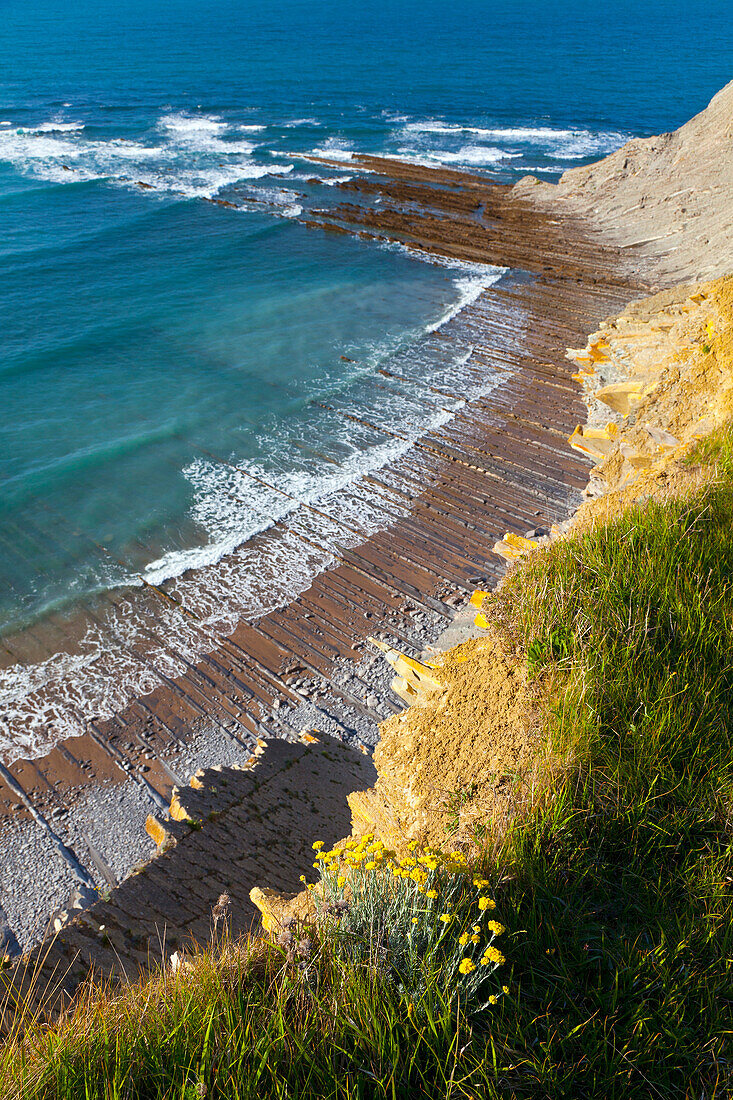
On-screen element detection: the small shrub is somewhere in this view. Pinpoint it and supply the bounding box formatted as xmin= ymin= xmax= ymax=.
xmin=309 ymin=835 xmax=509 ymax=1015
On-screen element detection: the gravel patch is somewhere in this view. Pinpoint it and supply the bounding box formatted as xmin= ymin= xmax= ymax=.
xmin=0 ymin=818 xmax=78 ymax=952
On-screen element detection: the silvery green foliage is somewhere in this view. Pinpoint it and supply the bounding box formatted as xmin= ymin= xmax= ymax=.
xmin=311 ymin=837 xmax=507 ymax=1012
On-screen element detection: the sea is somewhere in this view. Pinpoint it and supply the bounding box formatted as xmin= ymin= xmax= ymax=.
xmin=1 ymin=0 xmax=731 ymax=760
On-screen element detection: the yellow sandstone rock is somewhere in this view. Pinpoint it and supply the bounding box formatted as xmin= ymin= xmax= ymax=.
xmin=594 ymin=380 xmax=653 ymax=416
xmin=368 ymin=637 xmax=443 ymax=694
xmin=491 ymin=532 xmax=540 ymax=563
xmin=144 ymin=814 xmax=173 ymax=848
xmin=249 ymin=885 xmax=315 ymax=936
xmin=567 ymin=423 xmax=620 ymax=460
xmin=169 ymin=790 xmax=193 ymax=823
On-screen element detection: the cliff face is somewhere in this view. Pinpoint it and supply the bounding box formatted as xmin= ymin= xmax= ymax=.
xmin=348 ymin=627 xmax=544 ymax=851
xmin=515 ymin=81 xmax=733 ymax=284
xmin=276 ymin=275 xmax=733 ymax=888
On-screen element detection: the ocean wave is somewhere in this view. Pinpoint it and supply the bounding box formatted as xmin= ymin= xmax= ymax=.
xmin=282 ymin=117 xmax=321 ymax=128
xmin=414 ymin=145 xmax=521 ymax=167
xmin=0 ymin=114 xmax=292 ymax=200
xmin=426 ymin=270 xmax=503 ymax=331
xmin=287 ymin=172 xmax=354 ymax=187
xmin=309 ymin=138 xmax=355 ymax=161
xmin=399 ymin=119 xmax=628 ymax=160
xmin=144 ymin=395 xmax=453 ymax=590
xmin=19 ymin=121 xmax=86 ymax=133
xmin=318 ymin=174 xmax=354 ymax=185
xmin=159 ymin=112 xmax=228 ymax=134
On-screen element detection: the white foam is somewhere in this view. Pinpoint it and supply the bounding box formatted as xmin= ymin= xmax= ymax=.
xmin=402 ymin=120 xmax=472 ymax=135
xmin=18 ymin=120 xmax=85 ymax=133
xmin=388 ymin=146 xmax=519 ymax=169
xmin=425 ymin=271 xmax=502 ymax=331
xmin=318 ymin=174 xmax=354 ymax=186
xmin=399 ymin=120 xmax=629 ymax=162
xmin=0 ymin=114 xmax=292 ymax=200
xmin=159 ymin=112 xmax=228 ymax=135
xmin=282 ymin=117 xmax=321 ymax=128
xmin=425 ymin=145 xmax=520 ymax=167
xmin=309 ymin=138 xmax=355 ymax=161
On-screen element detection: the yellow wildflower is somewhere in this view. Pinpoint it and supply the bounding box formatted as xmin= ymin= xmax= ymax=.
xmin=473 ymin=877 xmax=489 ymax=888
xmin=472 ymin=925 xmax=481 ymax=934
xmin=502 ymin=985 xmax=509 ymax=994
xmin=477 ymin=897 xmax=496 ymax=911
xmin=482 ymin=946 xmax=505 ymax=965
xmin=458 ymin=932 xmax=469 ymax=946
xmin=426 ymin=889 xmax=438 ymax=899
xmin=458 ymin=958 xmax=475 ymax=975
xmin=337 ymin=876 xmax=346 ymax=888
xmin=412 ymin=917 xmax=418 ymax=924
xmin=312 ymin=841 xmax=324 ymax=851
xmin=365 ymin=861 xmax=377 ymax=870
xmin=471 ymin=934 xmax=480 ymax=944
xmin=488 ymin=995 xmax=498 ymax=1005
xmin=439 ymin=913 xmax=452 ymax=924
xmin=486 ymin=921 xmax=505 ymax=936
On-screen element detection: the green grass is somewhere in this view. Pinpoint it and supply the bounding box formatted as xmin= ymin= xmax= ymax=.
xmin=2 ymin=442 xmax=733 ymax=1098
xmin=0 ymin=930 xmax=503 ymax=1099
xmin=489 ymin=441 xmax=733 ymax=1097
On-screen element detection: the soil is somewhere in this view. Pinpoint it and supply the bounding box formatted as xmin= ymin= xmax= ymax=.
xmin=364 ymin=626 xmax=543 ymax=849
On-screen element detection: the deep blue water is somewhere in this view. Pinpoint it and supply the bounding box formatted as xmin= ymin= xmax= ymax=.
xmin=1 ymin=0 xmax=731 ymax=756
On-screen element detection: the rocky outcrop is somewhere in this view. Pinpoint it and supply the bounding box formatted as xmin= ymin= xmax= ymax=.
xmin=348 ymin=628 xmax=542 ymax=850
xmin=565 ymin=275 xmax=733 ymax=516
xmin=516 ymin=81 xmax=733 ymax=284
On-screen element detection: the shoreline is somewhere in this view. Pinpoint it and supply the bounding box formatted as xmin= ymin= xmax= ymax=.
xmin=0 ymin=160 xmax=645 ymax=955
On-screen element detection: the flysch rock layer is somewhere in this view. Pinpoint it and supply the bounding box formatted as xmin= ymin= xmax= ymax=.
xmin=515 ymin=80 xmax=733 ymax=284
xmin=2 ymin=736 xmax=375 ymax=1022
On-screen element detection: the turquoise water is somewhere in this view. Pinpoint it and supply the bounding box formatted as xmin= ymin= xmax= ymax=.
xmin=1 ymin=0 xmax=732 ymax=756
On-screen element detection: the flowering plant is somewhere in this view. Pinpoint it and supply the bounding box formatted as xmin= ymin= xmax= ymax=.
xmin=305 ymin=834 xmax=509 ymax=1013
